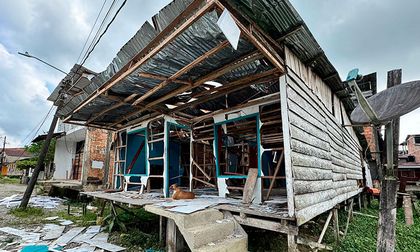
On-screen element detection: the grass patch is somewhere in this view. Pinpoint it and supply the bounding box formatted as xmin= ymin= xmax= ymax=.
xmin=9 ymin=207 xmax=44 ymax=218
xmin=56 ymin=209 xmax=97 ymax=226
xmin=0 ymin=176 xmax=20 ymax=184
xmin=114 ymin=228 xmax=162 ymax=251
xmin=332 ymin=199 xmax=420 ymax=252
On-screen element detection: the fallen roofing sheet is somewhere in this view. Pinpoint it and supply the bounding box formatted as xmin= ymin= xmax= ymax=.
xmin=0 ymin=194 xmax=63 ymax=209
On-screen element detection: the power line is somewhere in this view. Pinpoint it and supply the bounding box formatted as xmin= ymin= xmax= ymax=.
xmin=62 ymin=0 xmax=126 ymax=105
xmin=79 ymin=0 xmax=127 ymax=67
xmin=75 ymin=0 xmax=109 ymax=64
xmin=16 ymin=105 xmax=56 ymax=161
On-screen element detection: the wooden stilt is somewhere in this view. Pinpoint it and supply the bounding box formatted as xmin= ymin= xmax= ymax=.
xmin=344 ymin=199 xmax=354 ymax=237
xmin=166 ymin=219 xmax=184 ymax=252
xmin=333 ymin=208 xmax=340 ymax=244
xmin=159 ymin=216 xmax=166 ymax=246
xmin=287 ymin=231 xmax=298 ymax=252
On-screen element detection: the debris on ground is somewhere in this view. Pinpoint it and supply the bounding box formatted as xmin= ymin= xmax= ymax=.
xmin=0 ymin=195 xmax=63 ymax=209
xmin=0 ymin=224 xmax=125 ymax=251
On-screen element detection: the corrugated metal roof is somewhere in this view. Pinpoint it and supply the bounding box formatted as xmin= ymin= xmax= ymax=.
xmin=54 ymin=0 xmax=354 ymax=129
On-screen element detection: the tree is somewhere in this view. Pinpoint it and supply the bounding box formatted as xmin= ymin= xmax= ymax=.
xmin=24 ymin=139 xmax=56 ymax=165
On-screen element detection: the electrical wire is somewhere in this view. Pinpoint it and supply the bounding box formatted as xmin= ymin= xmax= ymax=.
xmin=75 ymin=0 xmax=108 ymax=64
xmin=16 ymin=104 xmax=56 ymax=160
xmin=60 ymin=0 xmax=127 ymax=109
xmin=78 ymin=0 xmax=127 ymax=67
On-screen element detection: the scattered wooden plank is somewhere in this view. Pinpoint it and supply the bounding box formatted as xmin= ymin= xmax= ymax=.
xmin=242 ymin=168 xmax=258 ymax=204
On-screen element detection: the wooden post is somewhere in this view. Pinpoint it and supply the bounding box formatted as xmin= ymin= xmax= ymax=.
xmin=159 ymin=216 xmax=166 ymax=246
xmin=376 ymin=69 xmax=401 ymax=252
xmin=386 ymin=69 xmax=401 ymax=173
xmin=20 ymin=114 xmax=59 ymax=209
xmin=166 ymin=219 xmax=184 ymax=252
xmin=403 ymin=195 xmax=414 ymax=226
xmin=344 ymin=199 xmax=354 ymax=237
xmin=287 ymin=225 xmax=298 ymax=252
xmin=333 ymin=208 xmax=340 ymax=244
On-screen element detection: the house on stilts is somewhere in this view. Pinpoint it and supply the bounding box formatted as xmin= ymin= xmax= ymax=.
xmin=50 ymin=0 xmax=370 ymax=250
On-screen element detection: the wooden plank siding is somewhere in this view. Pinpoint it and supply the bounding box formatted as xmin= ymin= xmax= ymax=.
xmin=283 ymin=48 xmax=363 ymax=225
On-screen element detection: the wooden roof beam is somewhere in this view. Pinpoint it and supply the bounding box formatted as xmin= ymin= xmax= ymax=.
xmin=138 ymin=72 xmax=192 ymax=85
xmin=132 ymin=40 xmax=230 ymax=106
xmin=110 ymin=51 xmax=265 ymax=127
xmin=173 ymin=68 xmax=280 ymax=112
xmin=71 ymin=0 xmax=216 ymax=115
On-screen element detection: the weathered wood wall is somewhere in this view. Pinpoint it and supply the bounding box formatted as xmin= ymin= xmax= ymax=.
xmin=283 ymin=48 xmax=363 ymax=225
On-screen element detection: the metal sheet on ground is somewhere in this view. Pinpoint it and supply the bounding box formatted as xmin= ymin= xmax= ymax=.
xmin=55 ymin=227 xmax=85 ymax=246
xmin=42 ymin=224 xmax=65 ymax=240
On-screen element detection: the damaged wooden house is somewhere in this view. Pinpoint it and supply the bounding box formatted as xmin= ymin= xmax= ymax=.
xmin=50 ymin=0 xmax=368 ymax=250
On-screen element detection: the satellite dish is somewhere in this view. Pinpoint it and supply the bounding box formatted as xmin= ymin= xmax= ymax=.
xmin=351 ymin=80 xmax=420 ymax=124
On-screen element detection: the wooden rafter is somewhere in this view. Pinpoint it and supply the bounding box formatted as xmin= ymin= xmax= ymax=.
xmin=192 ymin=92 xmax=279 ymax=122
xmin=138 ymin=72 xmax=192 ymax=85
xmin=67 ymin=0 xmax=216 ymax=117
xmin=86 ymin=94 xmax=139 ymax=124
xmin=173 ymin=68 xmax=280 ymax=112
xmin=132 ymin=40 xmax=230 ymax=106
xmin=110 ymin=51 xmax=265 ymax=127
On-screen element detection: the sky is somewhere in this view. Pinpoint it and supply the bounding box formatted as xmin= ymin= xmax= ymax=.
xmin=0 ymin=0 xmax=419 ymax=147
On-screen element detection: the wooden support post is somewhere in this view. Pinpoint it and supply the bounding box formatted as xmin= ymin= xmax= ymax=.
xmin=333 ymin=208 xmax=340 ymax=244
xmin=344 ymin=199 xmax=354 ymax=237
xmin=166 ymin=219 xmax=184 ymax=252
xmin=159 ymin=216 xmax=166 ymax=246
xmin=318 ymin=210 xmax=333 ymax=244
xmin=358 ymin=194 xmax=362 ymax=210
xmin=265 ymin=151 xmax=284 ymax=200
xmin=287 ymin=226 xmax=298 ymax=252
xmin=403 ymin=195 xmax=414 ymax=226
xmin=377 ymin=68 xmax=401 ymax=252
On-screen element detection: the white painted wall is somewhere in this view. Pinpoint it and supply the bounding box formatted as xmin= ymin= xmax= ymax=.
xmin=53 ymin=138 xmax=76 ymax=179
xmin=53 ymin=127 xmax=87 ymax=180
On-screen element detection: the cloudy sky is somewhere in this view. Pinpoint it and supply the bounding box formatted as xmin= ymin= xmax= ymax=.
xmin=0 ymin=0 xmax=419 ymax=147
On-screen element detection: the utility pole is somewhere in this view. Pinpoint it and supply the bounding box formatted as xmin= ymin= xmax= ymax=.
xmin=20 ymin=115 xmax=59 ymax=209
xmin=18 ymin=51 xmax=67 ymax=209
xmin=0 ymin=136 xmax=6 ymax=168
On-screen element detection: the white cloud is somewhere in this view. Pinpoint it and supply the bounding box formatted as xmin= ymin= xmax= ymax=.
xmin=0 ymin=43 xmax=54 ymax=147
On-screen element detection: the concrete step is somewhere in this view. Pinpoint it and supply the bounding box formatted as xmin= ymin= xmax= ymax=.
xmin=185 ymin=220 xmax=235 ymax=249
xmin=196 ymin=235 xmax=247 ymax=252
xmin=181 ymin=209 xmax=224 ymax=229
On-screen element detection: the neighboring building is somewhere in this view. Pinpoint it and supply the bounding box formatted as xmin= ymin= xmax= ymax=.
xmin=398 ymin=134 xmax=420 ymax=189
xmin=46 ymin=65 xmax=114 ymax=185
xmin=0 ymin=148 xmax=32 ymax=176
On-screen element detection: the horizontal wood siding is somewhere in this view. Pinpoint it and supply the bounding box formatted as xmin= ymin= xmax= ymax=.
xmin=284 ymin=48 xmax=363 ymax=225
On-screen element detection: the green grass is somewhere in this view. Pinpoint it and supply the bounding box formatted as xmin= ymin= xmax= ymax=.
xmin=335 ymin=199 xmax=420 ymax=252
xmin=0 ymin=176 xmax=20 ymax=184
xmin=9 ymin=206 xmax=44 ymax=218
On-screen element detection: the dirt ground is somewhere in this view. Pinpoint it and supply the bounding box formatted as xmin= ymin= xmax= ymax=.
xmin=0 ymin=183 xmax=28 ymax=225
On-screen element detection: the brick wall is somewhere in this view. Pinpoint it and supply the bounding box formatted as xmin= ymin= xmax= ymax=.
xmin=83 ymin=128 xmax=114 ymax=183
xmin=407 ymin=135 xmax=420 ymax=163
xmin=363 ymin=126 xmax=378 ymax=160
